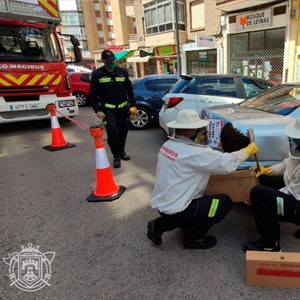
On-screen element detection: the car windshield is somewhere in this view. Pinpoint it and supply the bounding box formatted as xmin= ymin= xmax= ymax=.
xmin=240 ymin=84 xmax=300 ymax=115
xmin=0 ymin=25 xmax=62 ymax=62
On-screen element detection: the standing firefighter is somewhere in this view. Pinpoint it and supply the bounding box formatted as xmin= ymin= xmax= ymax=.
xmin=244 ymin=118 xmax=300 ymax=252
xmin=90 ymin=50 xmax=137 ymax=168
xmin=147 ymin=110 xmax=259 ymax=249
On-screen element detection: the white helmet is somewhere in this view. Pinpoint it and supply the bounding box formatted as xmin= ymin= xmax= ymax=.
xmin=285 ymin=118 xmax=300 ymax=159
xmin=167 ymin=109 xmax=209 ymax=129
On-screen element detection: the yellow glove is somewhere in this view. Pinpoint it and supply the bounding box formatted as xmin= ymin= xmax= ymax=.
xmin=249 ymin=165 xmax=273 ymax=178
xmin=130 ymin=106 xmax=137 ymax=114
xmin=243 ymin=142 xmax=258 ymax=156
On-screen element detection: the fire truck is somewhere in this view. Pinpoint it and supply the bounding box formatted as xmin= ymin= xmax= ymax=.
xmin=0 ymin=0 xmax=82 ymax=123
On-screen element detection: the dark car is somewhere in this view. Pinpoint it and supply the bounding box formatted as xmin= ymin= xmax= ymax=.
xmin=130 ymin=74 xmax=180 ymax=129
xmin=69 ymin=72 xmax=91 ymax=106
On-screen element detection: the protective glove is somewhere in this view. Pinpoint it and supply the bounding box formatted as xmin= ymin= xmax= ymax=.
xmin=96 ymin=111 xmax=106 ymax=119
xmin=243 ymin=142 xmax=258 ymax=156
xmin=130 ymin=106 xmax=137 ymax=114
xmin=249 ymin=165 xmax=273 ymax=178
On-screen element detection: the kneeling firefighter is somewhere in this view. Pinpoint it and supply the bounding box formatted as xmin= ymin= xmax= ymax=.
xmin=147 ymin=109 xmax=259 ymax=249
xmin=244 ymin=117 xmax=300 ymax=252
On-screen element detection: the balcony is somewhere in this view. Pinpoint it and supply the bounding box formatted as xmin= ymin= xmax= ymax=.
xmin=125 ymin=0 xmax=134 ymax=18
xmin=216 ymin=0 xmax=280 ymax=12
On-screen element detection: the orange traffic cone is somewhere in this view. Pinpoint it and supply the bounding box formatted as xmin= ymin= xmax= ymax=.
xmin=43 ymin=104 xmax=76 ymax=151
xmin=87 ymin=126 xmax=126 ymax=202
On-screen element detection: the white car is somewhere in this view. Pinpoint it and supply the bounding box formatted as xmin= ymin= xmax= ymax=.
xmin=159 ymin=74 xmax=273 ymax=134
xmin=67 ymin=65 xmax=92 ymax=74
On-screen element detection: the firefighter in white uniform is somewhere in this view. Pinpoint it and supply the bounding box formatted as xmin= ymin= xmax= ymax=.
xmin=147 ymin=109 xmax=259 ymax=249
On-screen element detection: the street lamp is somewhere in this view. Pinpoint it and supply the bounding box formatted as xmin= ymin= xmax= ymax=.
xmin=174 ymin=0 xmax=181 ymax=75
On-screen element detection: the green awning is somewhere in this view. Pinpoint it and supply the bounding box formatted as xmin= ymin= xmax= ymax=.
xmin=114 ymin=50 xmax=130 ymax=60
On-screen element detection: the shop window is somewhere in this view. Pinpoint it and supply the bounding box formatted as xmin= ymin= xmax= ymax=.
xmin=249 ymin=31 xmax=264 ymax=51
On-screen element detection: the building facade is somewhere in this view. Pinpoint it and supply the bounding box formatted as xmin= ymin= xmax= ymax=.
xmin=217 ymin=0 xmax=300 ymax=84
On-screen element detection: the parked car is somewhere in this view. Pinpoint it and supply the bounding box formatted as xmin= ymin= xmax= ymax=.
xmin=130 ymin=74 xmax=180 ymax=129
xmin=70 ymin=72 xmax=91 ymax=106
xmin=203 ymin=82 xmax=300 ymax=169
xmin=159 ymin=74 xmax=273 ymax=134
xmin=67 ymin=65 xmax=92 ymax=74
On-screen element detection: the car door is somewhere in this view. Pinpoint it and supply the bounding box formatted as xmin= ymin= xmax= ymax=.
xmin=195 ymin=77 xmax=245 ymax=113
xmin=144 ymin=78 xmax=179 ymax=114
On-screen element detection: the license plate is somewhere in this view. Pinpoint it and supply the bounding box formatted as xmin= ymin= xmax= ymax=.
xmin=10 ymin=104 xmax=40 ymax=111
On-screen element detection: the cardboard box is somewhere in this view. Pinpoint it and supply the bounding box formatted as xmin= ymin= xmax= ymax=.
xmin=246 ymin=251 xmax=300 ymax=288
xmin=204 ymin=169 xmax=259 ymax=203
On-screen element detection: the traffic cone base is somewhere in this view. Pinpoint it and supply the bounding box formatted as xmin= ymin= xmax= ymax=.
xmin=87 ymin=185 xmax=126 ymax=202
xmin=43 ymin=142 xmax=76 ymax=152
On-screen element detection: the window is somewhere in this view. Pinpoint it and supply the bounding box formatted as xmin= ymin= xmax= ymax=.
xmin=200 ymin=78 xmax=237 ymax=97
xmin=145 ymin=80 xmax=155 ymax=92
xmin=242 ymin=78 xmax=273 ymax=98
xmin=191 ymin=0 xmax=205 ymax=30
xmin=144 ymin=0 xmax=185 ymax=35
xmin=81 ymin=74 xmax=91 ymax=82
xmin=153 ymin=79 xmax=178 ymax=92
xmin=0 ymin=25 xmax=62 ymax=62
xmin=61 ymin=12 xmax=84 ymax=26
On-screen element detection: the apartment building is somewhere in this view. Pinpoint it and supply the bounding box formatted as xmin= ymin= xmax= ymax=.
xmin=58 ymin=0 xmax=135 ymax=69
xmin=126 ymin=0 xmax=223 ymax=77
xmin=217 ymin=0 xmax=299 ymax=84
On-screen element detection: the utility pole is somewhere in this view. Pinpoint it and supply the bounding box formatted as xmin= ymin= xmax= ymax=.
xmin=174 ymin=0 xmax=181 ymax=75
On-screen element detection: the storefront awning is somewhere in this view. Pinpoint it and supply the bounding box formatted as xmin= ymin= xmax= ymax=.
xmin=127 ymin=56 xmax=150 ymax=63
xmin=114 ymin=50 xmax=131 ymax=60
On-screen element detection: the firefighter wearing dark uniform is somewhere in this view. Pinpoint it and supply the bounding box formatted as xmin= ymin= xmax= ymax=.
xmin=90 ymin=50 xmax=136 ymax=168
xmin=244 ymin=118 xmax=300 ymax=252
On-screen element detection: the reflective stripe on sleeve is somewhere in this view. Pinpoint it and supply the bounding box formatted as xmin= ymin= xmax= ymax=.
xmin=118 ymin=101 xmax=128 ymax=108
xmin=95 ymin=148 xmax=109 ymax=169
xmin=51 ymin=116 xmax=60 ymax=129
xmin=116 ymin=77 xmax=126 ymax=82
xmin=277 ymin=197 xmax=284 ymax=216
xmin=208 ymin=199 xmax=219 ymax=217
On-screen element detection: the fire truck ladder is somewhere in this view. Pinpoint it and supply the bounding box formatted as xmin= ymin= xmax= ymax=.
xmin=0 ymin=0 xmax=61 ymax=26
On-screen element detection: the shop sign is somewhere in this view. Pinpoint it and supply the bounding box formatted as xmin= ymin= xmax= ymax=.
xmin=107 ymin=45 xmax=123 ymax=53
xmin=182 ymin=43 xmax=196 ymax=51
xmin=236 ymin=9 xmax=271 ymax=31
xmin=158 ymin=46 xmax=175 ymax=55
xmin=195 ymin=35 xmax=216 ymax=48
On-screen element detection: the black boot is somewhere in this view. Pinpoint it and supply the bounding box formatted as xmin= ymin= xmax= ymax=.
xmin=120 ymin=151 xmax=130 ymax=160
xmin=243 ymin=238 xmax=281 ymax=252
xmin=147 ymin=217 xmax=166 ymax=245
xmin=113 ymin=155 xmax=121 ymax=168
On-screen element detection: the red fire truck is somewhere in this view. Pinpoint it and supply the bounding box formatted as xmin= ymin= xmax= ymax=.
xmin=0 ymin=0 xmax=81 ymax=123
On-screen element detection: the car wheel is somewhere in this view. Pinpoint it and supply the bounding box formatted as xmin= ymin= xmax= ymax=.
xmin=129 ymin=107 xmax=152 ymax=130
xmin=74 ymin=92 xmax=89 ymax=106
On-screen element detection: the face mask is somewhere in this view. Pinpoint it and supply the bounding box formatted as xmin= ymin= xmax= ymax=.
xmin=106 ymin=62 xmax=116 ymax=70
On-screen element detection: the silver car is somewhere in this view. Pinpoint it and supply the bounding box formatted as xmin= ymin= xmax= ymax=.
xmin=159 ymin=74 xmax=273 ymax=134
xmin=204 ymin=82 xmax=300 ymax=169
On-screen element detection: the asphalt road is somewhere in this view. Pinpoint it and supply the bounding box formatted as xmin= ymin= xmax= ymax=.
xmin=1 ymin=107 xmax=300 ymax=299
